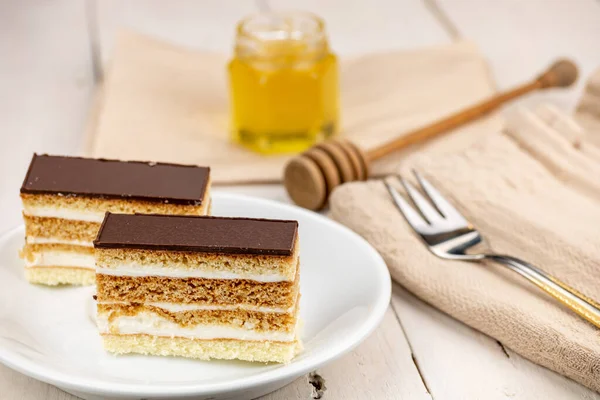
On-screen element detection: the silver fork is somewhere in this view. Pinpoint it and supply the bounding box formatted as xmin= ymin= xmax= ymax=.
xmin=384 ymin=171 xmax=600 ymax=329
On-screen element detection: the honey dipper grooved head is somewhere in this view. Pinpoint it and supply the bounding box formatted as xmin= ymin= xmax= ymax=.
xmin=316 ymin=141 xmax=355 ymax=183
xmin=284 ymin=139 xmax=371 ymax=210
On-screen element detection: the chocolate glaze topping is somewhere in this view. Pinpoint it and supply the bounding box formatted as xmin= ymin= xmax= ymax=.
xmin=94 ymin=214 xmax=298 ymax=256
xmin=20 ymin=154 xmax=210 ymax=205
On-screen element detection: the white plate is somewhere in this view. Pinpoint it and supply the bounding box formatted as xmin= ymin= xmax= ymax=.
xmin=0 ymin=193 xmax=391 ymax=400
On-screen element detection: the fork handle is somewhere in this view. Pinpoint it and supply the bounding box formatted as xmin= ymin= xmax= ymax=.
xmin=487 ymin=254 xmax=600 ymax=329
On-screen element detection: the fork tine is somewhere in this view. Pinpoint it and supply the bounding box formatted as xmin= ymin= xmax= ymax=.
xmin=399 ymin=177 xmax=443 ymax=224
xmin=412 ymin=170 xmax=468 ymax=226
xmin=384 ymin=180 xmax=429 ymax=231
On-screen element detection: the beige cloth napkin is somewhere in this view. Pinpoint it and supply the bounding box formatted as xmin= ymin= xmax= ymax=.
xmin=86 ymin=31 xmax=501 ymax=184
xmin=329 ymin=98 xmax=600 ymax=391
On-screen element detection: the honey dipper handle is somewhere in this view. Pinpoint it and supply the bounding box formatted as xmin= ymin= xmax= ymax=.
xmin=366 ymin=59 xmax=578 ymax=161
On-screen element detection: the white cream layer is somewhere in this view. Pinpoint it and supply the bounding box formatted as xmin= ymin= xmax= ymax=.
xmin=23 ymin=205 xmax=105 ymax=223
xmin=26 ymin=236 xmax=94 ymax=247
xmin=25 ymin=250 xmax=95 ymax=270
xmin=97 ymin=301 xmax=294 ymax=314
xmin=96 ymin=264 xmax=288 ymax=282
xmin=97 ymin=311 xmax=296 ymax=342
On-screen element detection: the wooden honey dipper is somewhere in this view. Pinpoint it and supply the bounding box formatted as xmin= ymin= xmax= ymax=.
xmin=284 ymin=59 xmax=578 ymax=210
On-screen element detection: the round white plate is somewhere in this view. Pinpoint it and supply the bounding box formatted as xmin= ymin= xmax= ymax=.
xmin=0 ymin=193 xmax=391 ymax=400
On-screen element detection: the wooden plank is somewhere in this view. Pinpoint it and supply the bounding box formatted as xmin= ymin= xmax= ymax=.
xmin=434 ymin=0 xmax=600 ymax=110
xmin=9 ymin=1 xmax=599 ymax=399
xmin=264 ymin=307 xmax=431 ymax=400
xmin=269 ymin=0 xmax=451 ymax=55
xmin=391 ymin=284 xmax=600 ymax=399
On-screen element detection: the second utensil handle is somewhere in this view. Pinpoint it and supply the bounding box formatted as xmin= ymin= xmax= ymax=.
xmin=366 ymin=81 xmax=540 ymax=161
xmin=487 ymin=254 xmax=600 ymax=329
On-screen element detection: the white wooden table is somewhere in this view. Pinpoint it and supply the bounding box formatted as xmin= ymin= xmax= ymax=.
xmin=2 ymin=1 xmax=600 ymax=398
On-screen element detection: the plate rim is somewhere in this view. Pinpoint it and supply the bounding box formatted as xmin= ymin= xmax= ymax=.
xmin=0 ymin=192 xmax=391 ymax=397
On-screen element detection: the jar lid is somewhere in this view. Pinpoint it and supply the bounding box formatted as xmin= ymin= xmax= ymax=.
xmin=235 ymin=11 xmax=329 ymax=63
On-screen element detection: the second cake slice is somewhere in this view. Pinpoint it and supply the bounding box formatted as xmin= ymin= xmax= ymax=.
xmin=20 ymin=154 xmax=211 ymax=286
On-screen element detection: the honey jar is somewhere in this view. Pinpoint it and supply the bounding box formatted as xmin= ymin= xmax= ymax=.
xmin=228 ymin=12 xmax=339 ymax=154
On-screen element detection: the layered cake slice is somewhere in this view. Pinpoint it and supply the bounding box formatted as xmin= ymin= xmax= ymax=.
xmin=94 ymin=213 xmax=301 ymax=363
xmin=20 ymin=154 xmax=211 ymax=286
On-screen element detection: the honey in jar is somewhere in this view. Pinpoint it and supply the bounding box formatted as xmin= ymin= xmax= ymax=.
xmin=228 ymin=12 xmax=339 ymax=154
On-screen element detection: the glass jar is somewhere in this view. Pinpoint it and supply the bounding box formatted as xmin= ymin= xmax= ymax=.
xmin=228 ymin=12 xmax=339 ymax=154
